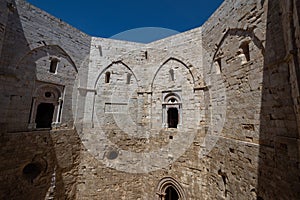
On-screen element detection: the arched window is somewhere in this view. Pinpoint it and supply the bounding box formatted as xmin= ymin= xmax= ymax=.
xmin=156 ymin=177 xmax=186 ymax=200
xmin=105 ymin=71 xmax=111 ymax=83
xmin=162 ymin=93 xmax=182 ymax=129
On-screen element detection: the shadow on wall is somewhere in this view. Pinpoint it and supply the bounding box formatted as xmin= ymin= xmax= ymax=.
xmin=0 ymin=0 xmax=35 ymax=133
xmin=257 ymin=0 xmax=300 ymax=199
xmin=0 ymin=1 xmax=79 ymax=199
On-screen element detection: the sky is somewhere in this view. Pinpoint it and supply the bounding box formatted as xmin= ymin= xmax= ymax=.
xmin=26 ymin=0 xmax=224 ymax=43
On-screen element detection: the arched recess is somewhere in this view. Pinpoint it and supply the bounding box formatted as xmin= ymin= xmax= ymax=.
xmin=94 ymin=60 xmax=139 ymax=89
xmin=156 ymin=177 xmax=186 ymax=200
xmin=151 ymin=57 xmax=199 ymax=130
xmin=209 ymin=28 xmax=265 ymax=74
xmin=17 ymin=44 xmax=78 ymax=73
xmin=17 ymin=44 xmax=79 ymax=129
xmin=93 ymin=61 xmax=140 ymax=129
xmin=151 ymin=57 xmax=197 ymax=90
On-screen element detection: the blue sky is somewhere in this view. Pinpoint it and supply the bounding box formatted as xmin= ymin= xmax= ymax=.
xmin=27 ymin=0 xmax=224 ymax=43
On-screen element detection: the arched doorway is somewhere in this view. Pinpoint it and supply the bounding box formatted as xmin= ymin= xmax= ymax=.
xmin=165 ymin=186 xmax=179 ymax=200
xmin=168 ymin=108 xmax=179 ymax=128
xmin=35 ymin=103 xmax=54 ymax=128
xmin=156 ymin=177 xmax=186 ymax=200
xmin=28 ymin=82 xmax=64 ymax=130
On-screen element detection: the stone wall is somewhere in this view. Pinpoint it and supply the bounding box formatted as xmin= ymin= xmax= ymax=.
xmin=0 ymin=0 xmax=90 ymax=199
xmin=200 ymin=0 xmax=266 ymax=199
xmin=0 ymin=0 xmax=299 ymax=199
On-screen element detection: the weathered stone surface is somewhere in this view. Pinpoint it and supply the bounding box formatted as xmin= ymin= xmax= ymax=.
xmin=0 ymin=0 xmax=299 ymax=199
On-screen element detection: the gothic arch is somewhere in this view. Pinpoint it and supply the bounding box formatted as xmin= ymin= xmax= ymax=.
xmin=17 ymin=44 xmax=78 ymax=73
xmin=94 ymin=60 xmax=139 ymax=89
xmin=151 ymin=57 xmax=199 ymax=90
xmin=156 ymin=177 xmax=186 ymax=200
xmin=210 ymin=28 xmax=265 ymax=74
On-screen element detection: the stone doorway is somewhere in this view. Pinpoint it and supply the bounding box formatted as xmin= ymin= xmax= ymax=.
xmin=156 ymin=177 xmax=186 ymax=200
xmin=35 ymin=103 xmax=54 ymax=128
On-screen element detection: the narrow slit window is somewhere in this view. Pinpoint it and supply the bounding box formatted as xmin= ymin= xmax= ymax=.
xmin=98 ymin=45 xmax=103 ymax=56
xmin=169 ymin=69 xmax=174 ymax=81
xmin=105 ymin=71 xmax=111 ymax=83
xmin=215 ymin=58 xmax=222 ymax=74
xmin=126 ymin=73 xmax=132 ymax=84
xmin=49 ymin=59 xmax=59 ymax=73
xmin=240 ymin=42 xmax=250 ymax=62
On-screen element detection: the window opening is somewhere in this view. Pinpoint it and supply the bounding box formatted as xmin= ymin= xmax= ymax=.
xmin=169 ymin=69 xmax=174 ymax=81
xmin=58 ymin=99 xmax=63 ymax=123
xmin=168 ymin=98 xmax=177 ymax=103
xmin=98 ymin=45 xmax=103 ymax=56
xmin=45 ymin=92 xmax=51 ymax=98
xmin=105 ymin=71 xmax=111 ymax=83
xmin=168 ymin=108 xmax=178 ymax=128
xmin=165 ymin=186 xmax=179 ymax=200
xmin=215 ymin=58 xmax=222 ymax=74
xmin=240 ymin=42 xmax=250 ymax=62
xmin=127 ymin=73 xmax=132 ymax=84
xmin=35 ymin=103 xmax=54 ymax=128
xmin=49 ymin=59 xmax=58 ymax=73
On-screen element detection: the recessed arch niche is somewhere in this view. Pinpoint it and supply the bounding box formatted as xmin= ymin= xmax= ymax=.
xmin=151 ymin=57 xmax=196 ymax=130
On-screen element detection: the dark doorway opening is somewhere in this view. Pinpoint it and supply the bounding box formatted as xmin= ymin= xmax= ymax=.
xmin=168 ymin=108 xmax=178 ymax=128
xmin=35 ymin=103 xmax=54 ymax=128
xmin=165 ymin=186 xmax=179 ymax=200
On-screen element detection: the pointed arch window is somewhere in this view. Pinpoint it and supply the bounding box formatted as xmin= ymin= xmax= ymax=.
xmin=156 ymin=177 xmax=186 ymax=200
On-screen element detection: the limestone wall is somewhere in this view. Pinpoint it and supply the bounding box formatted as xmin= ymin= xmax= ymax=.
xmin=0 ymin=0 xmax=299 ymax=199
xmin=0 ymin=0 xmax=90 ymax=199
xmin=0 ymin=0 xmax=91 ymax=133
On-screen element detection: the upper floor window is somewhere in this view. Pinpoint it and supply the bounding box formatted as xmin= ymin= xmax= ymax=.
xmin=49 ymin=58 xmax=59 ymax=73
xmin=169 ymin=69 xmax=175 ymax=81
xmin=105 ymin=71 xmax=111 ymax=83
xmin=239 ymin=41 xmax=250 ymax=63
xmin=126 ymin=73 xmax=132 ymax=84
xmin=162 ymin=92 xmax=182 ymax=129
